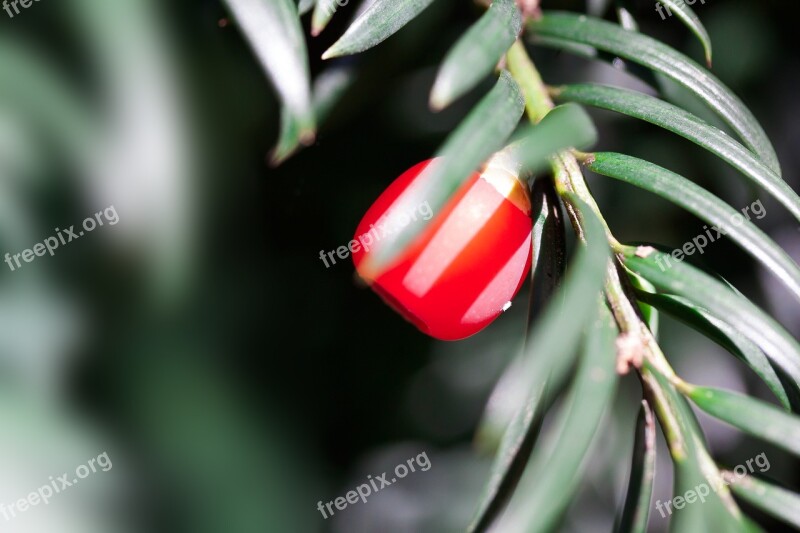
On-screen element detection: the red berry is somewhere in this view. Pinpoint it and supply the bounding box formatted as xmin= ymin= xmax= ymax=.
xmin=352 ymin=156 xmax=533 ymax=340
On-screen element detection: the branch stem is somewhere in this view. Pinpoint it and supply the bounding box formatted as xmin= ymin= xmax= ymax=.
xmin=505 ymin=37 xmax=695 ymax=463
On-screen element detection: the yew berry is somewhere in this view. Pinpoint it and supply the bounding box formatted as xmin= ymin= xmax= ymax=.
xmin=352 ymin=156 xmax=533 ymax=340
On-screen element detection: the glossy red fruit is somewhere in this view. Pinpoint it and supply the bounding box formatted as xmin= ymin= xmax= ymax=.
xmin=352 ymin=156 xmax=533 ymax=340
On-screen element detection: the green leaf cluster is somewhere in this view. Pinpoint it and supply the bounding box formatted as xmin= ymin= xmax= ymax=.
xmin=231 ymin=1 xmax=800 ymax=530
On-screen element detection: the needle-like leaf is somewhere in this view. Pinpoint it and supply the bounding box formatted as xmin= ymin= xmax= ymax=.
xmin=553 ymin=84 xmax=800 ymax=221
xmin=728 ymin=473 xmax=800 ymax=530
xmin=643 ymin=366 xmax=749 ymax=531
xmin=298 ymin=0 xmax=315 ymax=16
xmin=615 ymin=400 xmax=656 ymax=533
xmin=312 ymin=63 xmax=356 ymax=125
xmin=526 ymin=177 xmax=566 ymax=329
xmin=627 ymin=270 xmax=660 ymax=336
xmin=635 ymin=291 xmax=791 ymax=410
xmin=655 ymin=0 xmax=713 ymax=67
xmin=496 ymin=301 xmax=619 ymax=532
xmin=507 ymin=104 xmax=598 ymax=173
xmin=683 ymin=385 xmax=800 ymax=457
xmin=224 ymin=0 xmax=315 ymax=164
xmin=322 ymin=0 xmax=437 ymax=58
xmin=311 ymin=0 xmax=340 ymax=35
xmin=468 ymin=198 xmax=610 ymax=532
xmin=474 ymin=177 xmax=567 ymax=454
xmin=360 ymin=71 xmax=524 ymax=276
xmin=587 ymin=152 xmax=800 ymax=302
xmin=529 ymin=12 xmax=781 ymax=175
xmin=623 ymin=249 xmax=800 ymax=398
xmin=429 ymin=0 xmax=521 ymax=110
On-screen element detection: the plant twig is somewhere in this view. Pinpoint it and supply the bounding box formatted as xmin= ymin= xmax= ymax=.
xmin=506 ymin=40 xmax=552 ymax=124
xmin=504 ymin=37 xmax=722 ymax=476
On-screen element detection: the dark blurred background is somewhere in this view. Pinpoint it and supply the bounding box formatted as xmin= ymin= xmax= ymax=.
xmin=1 ymin=0 xmax=798 ymax=531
